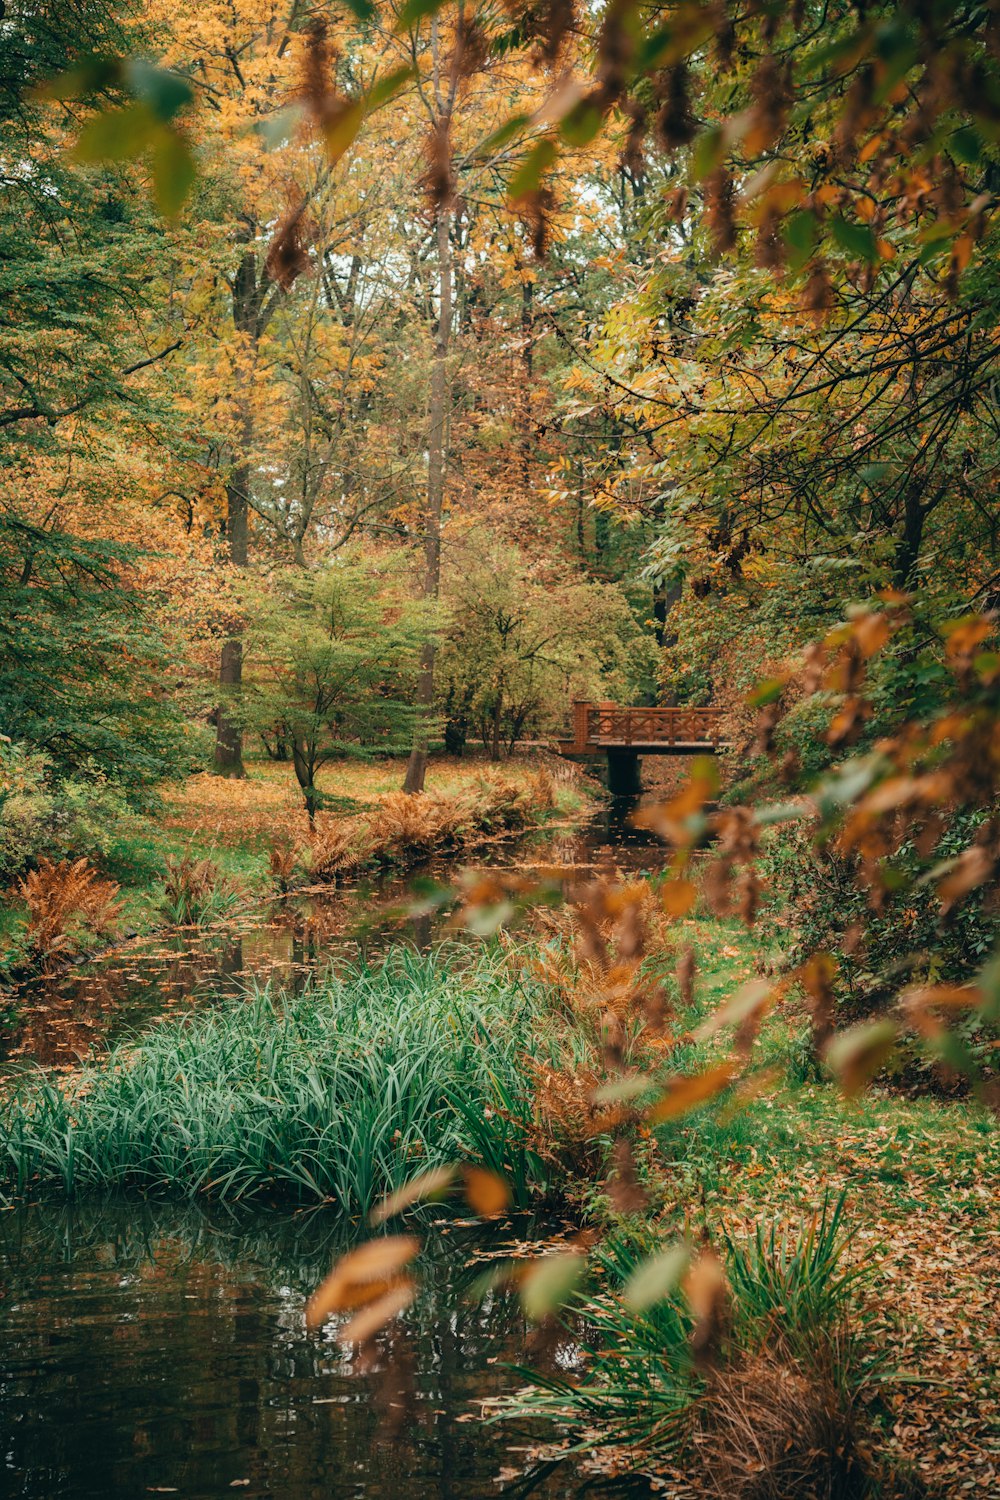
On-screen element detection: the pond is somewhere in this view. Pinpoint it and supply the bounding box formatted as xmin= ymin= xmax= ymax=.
xmin=0 ymin=797 xmax=669 ymax=1497
xmin=0 ymin=1201 xmax=597 ymax=1499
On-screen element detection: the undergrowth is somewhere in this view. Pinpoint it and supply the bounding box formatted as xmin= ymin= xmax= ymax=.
xmin=499 ymin=1196 xmax=918 ymax=1499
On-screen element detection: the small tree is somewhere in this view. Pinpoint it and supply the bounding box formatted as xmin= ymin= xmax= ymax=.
xmin=243 ymin=556 xmax=432 ymax=825
xmin=437 ymin=546 xmax=654 ymax=758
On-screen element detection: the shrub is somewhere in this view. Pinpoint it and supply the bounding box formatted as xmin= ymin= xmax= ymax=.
xmin=757 ymin=816 xmax=1000 ymax=1082
xmin=0 ymin=741 xmax=51 ymax=882
xmin=370 ymin=791 xmax=447 ymax=857
xmin=308 ymin=819 xmax=375 ymax=882
xmin=159 ymin=854 xmax=238 ymax=926
xmin=267 ymin=841 xmax=301 ymax=893
xmin=16 ymin=856 xmax=123 ymax=969
xmin=0 ymin=742 xmax=158 ymax=885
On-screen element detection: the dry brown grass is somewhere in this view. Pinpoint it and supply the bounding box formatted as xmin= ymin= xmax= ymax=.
xmin=522 ymin=1054 xmax=626 ymax=1178
xmin=267 ymin=841 xmax=300 ymax=893
xmin=17 ymin=857 xmax=123 ymax=968
xmin=370 ymin=792 xmax=448 ymax=854
xmin=697 ymin=1355 xmax=871 ymax=1500
xmin=160 ymin=854 xmax=236 ymax=925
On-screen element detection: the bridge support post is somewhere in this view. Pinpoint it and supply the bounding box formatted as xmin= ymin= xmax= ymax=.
xmin=607 ymin=749 xmax=642 ymax=796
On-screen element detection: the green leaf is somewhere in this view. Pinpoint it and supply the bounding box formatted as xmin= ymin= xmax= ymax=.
xmin=397 ymin=0 xmax=448 ymax=29
xmin=509 ymin=137 xmax=557 ymax=199
xmin=690 ymin=125 xmax=724 ymax=183
xmin=342 ymin=0 xmax=376 ymax=18
xmin=803 ymin=24 xmax=874 ymax=79
xmin=747 ymin=676 xmax=785 ymax=708
xmin=73 ymin=103 xmax=161 ymax=163
xmin=754 ymin=800 xmax=808 ymax=827
xmin=949 ymin=126 xmax=984 ymax=166
xmin=871 ymin=23 xmax=919 ymax=99
xmin=124 ymin=60 xmax=193 ymax=122
xmin=638 ymin=12 xmax=715 ymax=70
xmin=560 ymin=101 xmax=604 ymax=148
xmin=783 ymin=209 xmax=818 ymax=270
xmin=591 ymin=1074 xmax=654 ymax=1104
xmin=254 ymin=106 xmax=305 ymax=151
xmin=366 ymin=65 xmax=415 ymax=112
xmin=151 ymin=128 xmax=196 ymax=217
xmin=831 ymin=214 xmax=878 ymax=262
xmin=825 ymin=1020 xmax=897 ymax=1094
xmin=34 ymin=54 xmax=123 ymax=100
xmin=622 ymin=1245 xmax=690 ymax=1311
xmin=473 ymin=113 xmax=530 ymax=159
xmin=520 ymin=1252 xmax=587 ymax=1320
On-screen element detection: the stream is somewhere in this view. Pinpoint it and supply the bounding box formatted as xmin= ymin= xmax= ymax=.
xmin=0 ymin=799 xmax=667 ymax=1498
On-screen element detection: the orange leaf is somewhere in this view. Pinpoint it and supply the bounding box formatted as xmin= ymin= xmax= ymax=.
xmin=369 ymin=1165 xmax=455 ymax=1225
xmin=338 ymin=1279 xmax=416 ymax=1345
xmin=692 ymin=979 xmax=774 ymax=1041
xmin=306 ymin=1235 xmax=420 ymax=1329
xmin=662 ymin=879 xmax=696 ymax=917
xmin=647 ymin=1061 xmax=735 ymax=1123
xmin=901 ymin=983 xmax=984 ymax=1036
xmin=824 ymin=1021 xmax=896 ymax=1096
xmin=463 ymin=1166 xmax=512 ymax=1217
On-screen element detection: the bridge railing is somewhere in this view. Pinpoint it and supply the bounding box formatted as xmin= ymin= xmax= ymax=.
xmin=587 ymin=705 xmax=723 ymax=746
xmin=558 ymin=701 xmax=725 ymax=753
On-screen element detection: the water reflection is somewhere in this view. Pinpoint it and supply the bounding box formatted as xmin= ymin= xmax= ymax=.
xmin=0 ymin=1201 xmax=585 ymax=1500
xmin=1 ymin=801 xmax=670 ymax=1072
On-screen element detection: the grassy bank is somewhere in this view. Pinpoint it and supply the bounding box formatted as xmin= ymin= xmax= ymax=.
xmin=0 ymin=950 xmax=566 ymax=1208
xmin=503 ymin=913 xmax=1000 ymax=1497
xmin=2 ymin=894 xmax=994 ymax=1491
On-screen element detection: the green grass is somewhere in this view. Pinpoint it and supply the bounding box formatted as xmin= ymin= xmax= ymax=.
xmin=0 ymin=949 xmax=557 ymax=1210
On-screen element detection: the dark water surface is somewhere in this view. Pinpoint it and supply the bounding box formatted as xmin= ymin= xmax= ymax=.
xmin=0 ymin=1201 xmax=585 ymax=1500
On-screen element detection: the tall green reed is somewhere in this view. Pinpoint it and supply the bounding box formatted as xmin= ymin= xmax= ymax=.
xmin=1 ymin=949 xmax=550 ymax=1212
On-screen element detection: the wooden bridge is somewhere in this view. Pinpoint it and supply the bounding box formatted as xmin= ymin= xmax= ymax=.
xmin=554 ymin=700 xmax=727 ymax=794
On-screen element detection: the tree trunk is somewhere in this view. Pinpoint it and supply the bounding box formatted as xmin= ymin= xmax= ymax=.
xmin=894 ymin=480 xmax=926 ymax=588
xmin=490 ymin=689 xmax=503 ymax=761
xmin=214 ymin=244 xmax=262 ymax=777
xmin=215 ymin=458 xmax=250 ymax=776
xmin=404 ymin=197 xmax=452 ymax=793
xmin=292 ymin=741 xmax=318 ymax=831
xmin=653 ymin=577 xmax=682 ymax=648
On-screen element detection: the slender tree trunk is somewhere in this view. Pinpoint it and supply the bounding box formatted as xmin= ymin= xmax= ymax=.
xmin=292 ymin=740 xmax=318 ymax=831
xmin=215 ymin=458 xmax=249 ymax=776
xmin=894 ymin=480 xmax=926 ymax=588
xmin=653 ymin=577 xmax=682 ymax=649
xmin=490 ymin=689 xmax=503 ymax=761
xmin=404 ymin=199 xmax=452 ymax=793
xmin=518 ymin=274 xmax=533 ymax=488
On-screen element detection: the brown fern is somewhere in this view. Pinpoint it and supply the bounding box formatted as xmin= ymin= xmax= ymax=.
xmin=18 ymin=857 xmax=123 ymax=968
